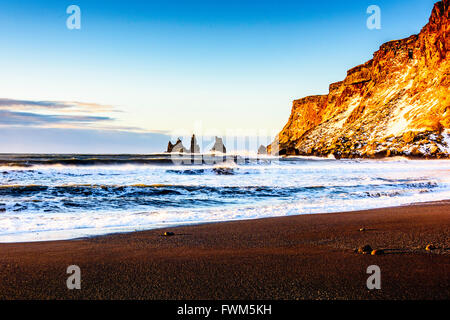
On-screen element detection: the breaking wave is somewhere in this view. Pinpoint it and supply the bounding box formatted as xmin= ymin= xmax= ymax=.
xmin=0 ymin=154 xmax=449 ymax=242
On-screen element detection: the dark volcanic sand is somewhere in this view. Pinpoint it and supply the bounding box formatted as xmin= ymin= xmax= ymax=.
xmin=0 ymin=202 xmax=449 ymax=300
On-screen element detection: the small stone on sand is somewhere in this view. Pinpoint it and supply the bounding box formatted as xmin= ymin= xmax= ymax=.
xmin=357 ymin=245 xmax=373 ymax=254
xmin=371 ymin=249 xmax=384 ymax=256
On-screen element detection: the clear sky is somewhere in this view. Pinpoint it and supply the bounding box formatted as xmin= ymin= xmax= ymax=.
xmin=0 ymin=0 xmax=438 ymax=153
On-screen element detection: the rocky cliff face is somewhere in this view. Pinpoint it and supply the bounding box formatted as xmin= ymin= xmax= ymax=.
xmin=269 ymin=0 xmax=449 ymax=158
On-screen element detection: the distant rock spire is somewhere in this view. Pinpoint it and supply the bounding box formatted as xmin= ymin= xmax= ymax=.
xmin=167 ymin=141 xmax=174 ymax=153
xmin=258 ymin=145 xmax=267 ymax=155
xmin=190 ymin=134 xmax=200 ymax=154
xmin=210 ymin=137 xmax=226 ymax=154
xmin=167 ymin=138 xmax=187 ymax=153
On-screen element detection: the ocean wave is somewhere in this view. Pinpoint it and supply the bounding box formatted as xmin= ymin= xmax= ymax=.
xmin=0 ymin=153 xmax=273 ymax=168
xmin=0 ymin=181 xmax=441 ymax=210
xmin=0 ymin=156 xmax=449 ymax=242
xmin=167 ymin=167 xmax=239 ymax=175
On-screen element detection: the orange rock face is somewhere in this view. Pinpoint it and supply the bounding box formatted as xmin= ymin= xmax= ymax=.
xmin=269 ymin=0 xmax=449 ymax=158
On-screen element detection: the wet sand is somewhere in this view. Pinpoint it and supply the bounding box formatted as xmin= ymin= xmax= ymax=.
xmin=0 ymin=201 xmax=449 ymax=300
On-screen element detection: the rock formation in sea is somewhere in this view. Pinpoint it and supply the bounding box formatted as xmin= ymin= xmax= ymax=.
xmin=210 ymin=137 xmax=227 ymax=153
xmin=167 ymin=141 xmax=174 ymax=153
xmin=258 ymin=145 xmax=267 ymax=155
xmin=167 ymin=138 xmax=187 ymax=153
xmin=268 ymin=0 xmax=449 ymax=159
xmin=190 ymin=134 xmax=201 ymax=154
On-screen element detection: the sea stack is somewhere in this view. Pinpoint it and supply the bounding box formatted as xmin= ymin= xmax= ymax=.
xmin=210 ymin=137 xmax=226 ymax=153
xmin=190 ymin=134 xmax=200 ymax=154
xmin=167 ymin=141 xmax=174 ymax=153
xmin=258 ymin=145 xmax=267 ymax=155
xmin=167 ymin=138 xmax=187 ymax=153
xmin=268 ymin=0 xmax=450 ymax=159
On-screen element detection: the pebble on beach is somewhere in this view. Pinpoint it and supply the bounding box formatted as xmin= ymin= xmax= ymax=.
xmin=371 ymin=249 xmax=384 ymax=256
xmin=357 ymin=245 xmax=373 ymax=254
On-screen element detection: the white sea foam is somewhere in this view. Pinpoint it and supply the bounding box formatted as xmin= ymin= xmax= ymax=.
xmin=0 ymin=157 xmax=449 ymax=242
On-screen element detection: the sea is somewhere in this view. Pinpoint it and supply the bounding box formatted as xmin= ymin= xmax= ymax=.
xmin=0 ymin=153 xmax=449 ymax=242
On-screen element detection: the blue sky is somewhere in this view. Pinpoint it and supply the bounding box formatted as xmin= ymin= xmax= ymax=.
xmin=0 ymin=0 xmax=438 ymax=153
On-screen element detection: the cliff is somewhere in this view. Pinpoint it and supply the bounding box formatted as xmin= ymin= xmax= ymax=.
xmin=268 ymin=0 xmax=449 ymax=158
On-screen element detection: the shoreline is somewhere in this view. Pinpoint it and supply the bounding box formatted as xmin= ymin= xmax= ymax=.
xmin=0 ymin=201 xmax=449 ymax=299
xmin=2 ymin=199 xmax=450 ymax=244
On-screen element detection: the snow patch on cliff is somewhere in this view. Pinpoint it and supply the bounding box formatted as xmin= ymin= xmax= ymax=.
xmin=440 ymin=130 xmax=450 ymax=153
xmin=385 ymin=99 xmax=417 ymax=137
xmin=333 ymin=97 xmax=362 ymax=128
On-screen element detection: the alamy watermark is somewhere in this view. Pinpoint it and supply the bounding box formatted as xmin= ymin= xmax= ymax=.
xmin=366 ymin=265 xmax=381 ymax=290
xmin=167 ymin=121 xmax=279 ymax=165
xmin=66 ymin=5 xmax=81 ymax=30
xmin=66 ymin=265 xmax=81 ymax=290
xmin=367 ymin=5 xmax=381 ymax=30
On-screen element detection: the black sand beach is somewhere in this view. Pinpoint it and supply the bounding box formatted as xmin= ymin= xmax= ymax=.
xmin=0 ymin=201 xmax=448 ymax=300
